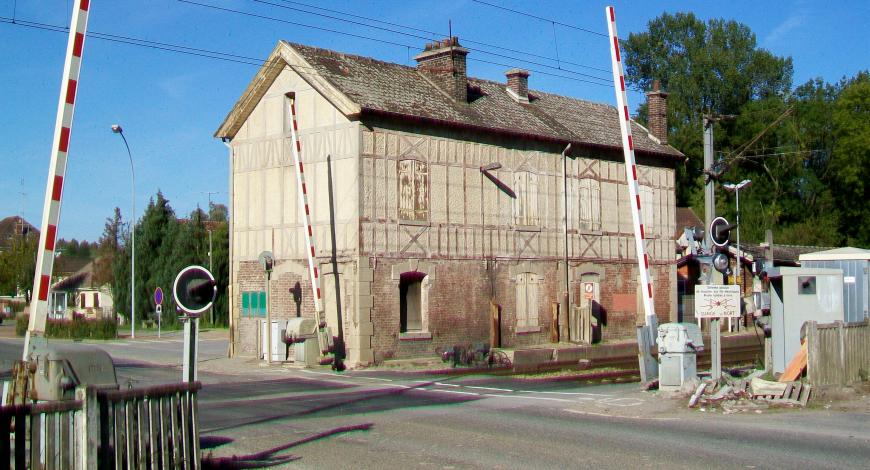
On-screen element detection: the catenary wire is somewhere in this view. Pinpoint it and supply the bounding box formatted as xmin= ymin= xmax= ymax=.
xmin=0 ymin=15 xmax=620 ymax=89
xmin=471 ymin=0 xmax=609 ymax=38
xmin=187 ymin=0 xmax=614 ymax=84
xmin=266 ymin=0 xmax=613 ymax=74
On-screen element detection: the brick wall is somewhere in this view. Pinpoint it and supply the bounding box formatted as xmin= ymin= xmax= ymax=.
xmin=365 ymin=257 xmax=673 ymax=361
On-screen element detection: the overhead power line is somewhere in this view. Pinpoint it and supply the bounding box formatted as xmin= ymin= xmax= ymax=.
xmin=471 ymin=0 xmax=609 ymax=38
xmin=266 ymin=0 xmax=613 ymax=74
xmin=186 ymin=0 xmax=613 ymax=83
xmin=0 ymin=14 xmax=616 ymax=89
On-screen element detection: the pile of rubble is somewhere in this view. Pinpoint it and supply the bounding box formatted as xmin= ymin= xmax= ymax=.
xmin=687 ymin=371 xmax=812 ymax=413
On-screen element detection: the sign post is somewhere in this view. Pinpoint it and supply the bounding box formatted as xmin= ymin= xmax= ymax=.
xmin=173 ymin=266 xmax=217 ymax=383
xmin=695 ymin=284 xmax=740 ymax=381
xmin=154 ymin=287 xmax=164 ymax=339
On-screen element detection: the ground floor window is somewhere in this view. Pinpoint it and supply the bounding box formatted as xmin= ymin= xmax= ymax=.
xmin=399 ymin=272 xmax=427 ymax=332
xmin=515 ymin=272 xmax=541 ymax=328
xmin=241 ymin=291 xmax=267 ymax=317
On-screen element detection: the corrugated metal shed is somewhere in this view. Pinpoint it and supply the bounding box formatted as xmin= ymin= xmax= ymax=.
xmin=800 ymin=247 xmax=870 ymax=323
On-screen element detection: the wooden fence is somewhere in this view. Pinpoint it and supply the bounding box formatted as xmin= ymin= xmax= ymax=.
xmin=0 ymin=399 xmax=82 ymax=470
xmin=806 ymin=319 xmax=870 ymax=386
xmin=1 ymin=381 xmax=201 ymax=469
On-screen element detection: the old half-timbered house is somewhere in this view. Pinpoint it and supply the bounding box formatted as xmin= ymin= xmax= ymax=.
xmin=215 ymin=38 xmax=683 ymax=367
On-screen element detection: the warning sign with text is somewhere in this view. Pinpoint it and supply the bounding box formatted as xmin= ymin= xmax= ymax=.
xmin=694 ymin=284 xmax=741 ymax=318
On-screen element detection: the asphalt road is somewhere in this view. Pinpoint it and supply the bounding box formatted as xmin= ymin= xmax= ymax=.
xmin=2 ymin=322 xmax=869 ymax=469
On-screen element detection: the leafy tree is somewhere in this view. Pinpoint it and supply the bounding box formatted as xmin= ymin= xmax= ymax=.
xmin=93 ymin=207 xmax=123 ymax=287
xmin=208 ymin=202 xmax=228 ymax=222
xmin=829 ymin=72 xmax=870 ymax=247
xmin=623 ymin=12 xmax=793 ymax=207
xmin=0 ymin=232 xmax=38 ymax=299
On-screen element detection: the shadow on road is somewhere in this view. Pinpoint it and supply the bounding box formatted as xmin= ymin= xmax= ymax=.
xmin=199 ymin=377 xmax=477 ymax=434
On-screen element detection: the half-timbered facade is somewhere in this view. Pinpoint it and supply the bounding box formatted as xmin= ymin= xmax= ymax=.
xmin=216 ymin=39 xmax=683 ymax=366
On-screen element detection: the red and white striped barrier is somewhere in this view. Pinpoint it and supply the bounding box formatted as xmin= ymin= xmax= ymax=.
xmin=286 ymin=94 xmax=329 ymax=355
xmin=24 ymin=0 xmax=91 ymax=358
xmin=606 ymin=6 xmax=657 ymax=332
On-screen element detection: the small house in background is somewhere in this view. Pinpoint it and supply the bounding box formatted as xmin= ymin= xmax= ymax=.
xmin=50 ymin=261 xmax=114 ymax=320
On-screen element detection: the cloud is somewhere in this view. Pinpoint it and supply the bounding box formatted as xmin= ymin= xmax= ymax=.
xmin=764 ymin=11 xmax=807 ymax=45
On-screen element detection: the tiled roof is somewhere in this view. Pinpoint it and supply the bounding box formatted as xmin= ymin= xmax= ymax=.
xmin=217 ymin=42 xmax=683 ymax=160
xmin=741 ymin=243 xmax=836 ymax=264
xmin=675 ymin=207 xmax=704 ymax=238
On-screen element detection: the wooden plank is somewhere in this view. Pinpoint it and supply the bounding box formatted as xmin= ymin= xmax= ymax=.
xmin=171 ymin=394 xmax=180 ymax=469
xmin=0 ymin=413 xmax=10 ymax=470
xmin=149 ymin=398 xmax=159 ymax=470
xmin=180 ymin=392 xmax=190 ymax=470
xmin=799 ymin=384 xmax=812 ymax=406
xmin=14 ymin=409 xmax=26 ymax=470
xmin=191 ymin=392 xmax=201 ymax=470
xmin=126 ymin=401 xmax=134 ymax=470
xmin=751 ymin=377 xmax=788 ymax=397
xmin=779 ymin=340 xmax=808 ymax=382
xmin=160 ymin=397 xmax=170 ymax=469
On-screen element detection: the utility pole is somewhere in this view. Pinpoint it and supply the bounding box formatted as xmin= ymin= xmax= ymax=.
xmin=702 ymin=113 xmax=735 ymax=382
xmin=203 ymin=190 xmax=219 ymax=325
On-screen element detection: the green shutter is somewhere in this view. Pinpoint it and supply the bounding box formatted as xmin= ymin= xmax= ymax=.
xmin=259 ymin=292 xmax=267 ymax=317
xmin=241 ymin=292 xmax=250 ymax=317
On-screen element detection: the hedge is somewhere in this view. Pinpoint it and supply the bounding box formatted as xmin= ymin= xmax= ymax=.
xmin=16 ymin=314 xmax=117 ymax=340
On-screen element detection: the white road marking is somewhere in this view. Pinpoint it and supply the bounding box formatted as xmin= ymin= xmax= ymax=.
xmin=463 ymin=385 xmax=514 ymax=392
xmin=517 ymin=390 xmax=612 ymax=397
xmin=347 ymin=375 xmax=394 ymax=382
xmin=564 ymin=409 xmax=678 ymax=421
xmin=420 ymin=388 xmax=480 ymax=396
xmin=596 ymin=397 xmax=644 ymax=407
xmin=483 ymin=394 xmax=571 ymax=403
xmin=434 ymin=382 xmax=460 ymax=387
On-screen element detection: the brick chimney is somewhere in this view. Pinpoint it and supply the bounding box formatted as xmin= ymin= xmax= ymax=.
xmin=505 ymin=69 xmax=530 ymax=103
xmin=415 ymin=37 xmax=469 ymax=103
xmin=645 ymin=79 xmax=669 ymax=144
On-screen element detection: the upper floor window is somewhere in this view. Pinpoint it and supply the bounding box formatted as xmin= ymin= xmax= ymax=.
xmin=640 ymin=185 xmax=654 ymax=236
xmin=398 ymin=159 xmax=429 ymax=222
xmin=513 ymin=171 xmax=539 ymax=226
xmin=568 ymin=178 xmax=601 ymax=231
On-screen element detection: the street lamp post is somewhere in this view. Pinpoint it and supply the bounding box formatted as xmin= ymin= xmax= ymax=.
xmin=723 ymin=179 xmax=752 ymax=294
xmin=112 ymin=124 xmax=136 ymax=339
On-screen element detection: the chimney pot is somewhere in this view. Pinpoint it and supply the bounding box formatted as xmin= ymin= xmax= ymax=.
xmin=415 ymin=37 xmax=469 ymax=103
xmin=645 ymin=79 xmax=669 ymax=145
xmin=505 ymin=68 xmax=530 ymax=103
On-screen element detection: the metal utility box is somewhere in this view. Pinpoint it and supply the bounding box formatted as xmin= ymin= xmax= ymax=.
xmin=656 ymin=323 xmax=704 ymax=392
xmin=30 ymin=344 xmax=118 ymax=401
xmin=800 ymin=247 xmax=870 ymax=323
xmin=260 ymin=319 xmax=288 ymax=362
xmin=768 ymin=267 xmax=844 ymax=373
xmin=285 ymin=317 xmax=320 ymax=366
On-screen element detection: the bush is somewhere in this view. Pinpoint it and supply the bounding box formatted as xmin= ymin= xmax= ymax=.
xmin=16 ymin=314 xmax=117 ymax=340
xmin=16 ymin=314 xmax=28 ymax=336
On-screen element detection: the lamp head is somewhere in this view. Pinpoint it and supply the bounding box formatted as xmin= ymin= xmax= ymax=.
xmin=481 ymin=162 xmax=502 ymax=172
xmin=111 ymin=124 xmax=123 ymax=134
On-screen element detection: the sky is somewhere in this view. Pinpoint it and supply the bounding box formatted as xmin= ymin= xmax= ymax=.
xmin=1 ymin=0 xmax=868 ymax=242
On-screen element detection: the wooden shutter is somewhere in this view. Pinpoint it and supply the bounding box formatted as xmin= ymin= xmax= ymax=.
xmin=259 ymin=292 xmax=267 ymax=317
xmin=516 ymin=273 xmax=528 ymax=327
xmin=528 ymin=274 xmax=539 ymax=326
xmin=527 ymin=173 xmax=539 ymax=225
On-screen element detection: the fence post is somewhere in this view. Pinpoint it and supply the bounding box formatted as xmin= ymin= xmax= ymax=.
xmin=837 ymin=321 xmax=847 ymax=386
xmin=806 ymin=321 xmax=819 ymax=385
